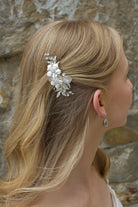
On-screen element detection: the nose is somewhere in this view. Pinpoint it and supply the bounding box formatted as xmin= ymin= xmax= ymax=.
xmin=129 ymin=79 xmax=133 ymax=90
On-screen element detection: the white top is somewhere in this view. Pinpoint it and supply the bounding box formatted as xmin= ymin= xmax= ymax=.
xmin=108 ymin=185 xmax=123 ymax=207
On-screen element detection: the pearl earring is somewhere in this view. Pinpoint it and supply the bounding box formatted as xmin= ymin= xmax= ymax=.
xmin=104 ymin=118 xmax=108 ymax=127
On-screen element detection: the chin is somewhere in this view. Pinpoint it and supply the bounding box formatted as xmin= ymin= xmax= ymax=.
xmin=117 ymin=117 xmax=127 ymax=128
xmin=110 ymin=117 xmax=128 ymax=129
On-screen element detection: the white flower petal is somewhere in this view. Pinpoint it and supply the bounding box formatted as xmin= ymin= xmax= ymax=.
xmin=53 ymin=63 xmax=59 ymax=70
xmin=47 ymin=65 xmax=53 ymax=71
xmin=55 ymin=84 xmax=60 ymax=89
xmin=47 ymin=71 xmax=52 ymax=77
xmin=52 ymin=73 xmax=57 ymax=78
xmin=56 ymin=92 xmax=61 ymax=98
xmin=51 ymin=81 xmax=55 ymax=85
xmin=56 ymin=69 xmax=61 ymax=74
xmin=59 ymin=80 xmax=63 ymax=84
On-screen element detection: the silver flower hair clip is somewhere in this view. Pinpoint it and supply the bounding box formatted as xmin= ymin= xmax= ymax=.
xmin=45 ymin=53 xmax=74 ymax=98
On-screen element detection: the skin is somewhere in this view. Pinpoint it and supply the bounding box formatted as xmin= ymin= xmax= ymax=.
xmin=29 ymin=51 xmax=133 ymax=207
xmin=104 ymin=51 xmax=133 ymax=128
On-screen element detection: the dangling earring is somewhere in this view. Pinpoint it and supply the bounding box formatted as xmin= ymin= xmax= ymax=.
xmin=104 ymin=118 xmax=108 ymax=127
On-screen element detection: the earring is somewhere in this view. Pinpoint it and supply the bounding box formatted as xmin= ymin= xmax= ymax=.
xmin=104 ymin=118 xmax=108 ymax=127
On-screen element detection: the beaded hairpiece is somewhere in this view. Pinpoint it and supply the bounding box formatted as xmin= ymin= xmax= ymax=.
xmin=45 ymin=53 xmax=74 ymax=98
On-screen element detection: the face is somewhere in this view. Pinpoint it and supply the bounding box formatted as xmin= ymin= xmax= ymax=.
xmin=105 ymin=51 xmax=133 ymax=128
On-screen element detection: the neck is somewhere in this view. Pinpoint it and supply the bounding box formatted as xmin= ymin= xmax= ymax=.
xmin=33 ymin=113 xmax=107 ymax=206
xmin=66 ymin=113 xmax=106 ymax=187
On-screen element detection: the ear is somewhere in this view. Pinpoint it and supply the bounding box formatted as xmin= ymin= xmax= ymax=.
xmin=93 ymin=89 xmax=107 ymax=118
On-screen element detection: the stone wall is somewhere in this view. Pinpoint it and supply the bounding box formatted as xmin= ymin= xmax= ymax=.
xmin=0 ymin=0 xmax=137 ymax=206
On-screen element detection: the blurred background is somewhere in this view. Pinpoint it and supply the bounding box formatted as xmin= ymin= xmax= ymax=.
xmin=0 ymin=0 xmax=137 ymax=206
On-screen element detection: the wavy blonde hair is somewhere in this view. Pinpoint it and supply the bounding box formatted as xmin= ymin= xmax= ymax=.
xmin=0 ymin=19 xmax=122 ymax=206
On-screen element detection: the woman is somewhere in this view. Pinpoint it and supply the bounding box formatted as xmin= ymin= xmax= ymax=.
xmin=0 ymin=19 xmax=133 ymax=207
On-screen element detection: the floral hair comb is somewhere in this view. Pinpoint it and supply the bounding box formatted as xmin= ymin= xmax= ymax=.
xmin=45 ymin=53 xmax=74 ymax=98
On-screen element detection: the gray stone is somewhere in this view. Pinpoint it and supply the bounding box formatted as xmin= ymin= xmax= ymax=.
xmin=0 ymin=56 xmax=20 ymax=145
xmin=0 ymin=137 xmax=7 ymax=178
xmin=127 ymin=113 xmax=138 ymax=133
xmin=110 ymin=180 xmax=138 ymax=206
xmin=102 ymin=127 xmax=138 ymax=148
xmin=125 ymin=204 xmax=138 ymax=207
xmin=106 ymin=142 xmax=138 ymax=183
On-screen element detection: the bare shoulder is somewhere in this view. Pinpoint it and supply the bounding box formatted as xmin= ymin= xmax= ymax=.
xmin=26 ymin=189 xmax=89 ymax=207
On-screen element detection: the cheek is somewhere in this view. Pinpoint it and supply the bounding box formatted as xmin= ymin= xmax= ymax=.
xmin=115 ymin=81 xmax=132 ymax=105
xmin=107 ymin=85 xmax=132 ymax=127
xmin=116 ymin=91 xmax=131 ymax=113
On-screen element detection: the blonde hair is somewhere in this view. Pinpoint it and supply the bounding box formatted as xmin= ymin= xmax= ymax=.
xmin=0 ymin=19 xmax=122 ymax=206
